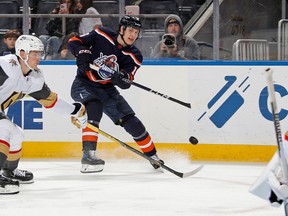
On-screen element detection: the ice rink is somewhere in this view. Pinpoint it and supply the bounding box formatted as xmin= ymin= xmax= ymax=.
xmin=0 ymin=157 xmax=285 ymax=216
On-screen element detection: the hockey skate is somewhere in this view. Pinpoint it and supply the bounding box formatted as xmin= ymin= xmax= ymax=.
xmin=81 ymin=150 xmax=105 ymax=173
xmin=0 ymin=173 xmax=19 ymax=195
xmin=149 ymin=154 xmax=164 ymax=170
xmin=2 ymin=169 xmax=34 ymax=184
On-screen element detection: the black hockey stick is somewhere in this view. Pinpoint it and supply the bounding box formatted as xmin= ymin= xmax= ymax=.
xmin=89 ymin=64 xmax=191 ymax=109
xmin=125 ymin=80 xmax=191 ymax=109
xmin=87 ymin=123 xmax=203 ymax=178
xmin=266 ymin=68 xmax=288 ymax=216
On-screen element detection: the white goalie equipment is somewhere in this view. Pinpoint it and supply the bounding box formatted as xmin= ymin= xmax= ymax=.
xmin=250 ymin=68 xmax=288 ymax=210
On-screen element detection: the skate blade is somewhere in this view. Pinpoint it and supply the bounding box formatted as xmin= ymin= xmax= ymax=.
xmin=18 ymin=179 xmax=34 ymax=184
xmin=0 ymin=185 xmax=19 ymax=195
xmin=80 ymin=164 xmax=104 ymax=173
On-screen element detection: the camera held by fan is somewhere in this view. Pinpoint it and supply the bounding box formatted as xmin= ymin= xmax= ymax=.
xmin=162 ymin=34 xmax=176 ymax=49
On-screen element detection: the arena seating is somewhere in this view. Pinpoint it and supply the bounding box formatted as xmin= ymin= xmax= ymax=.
xmin=0 ymin=1 xmax=21 ymax=34
xmin=32 ymin=0 xmax=59 ymax=36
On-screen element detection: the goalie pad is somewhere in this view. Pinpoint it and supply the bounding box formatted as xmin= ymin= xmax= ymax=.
xmin=250 ymin=146 xmax=288 ymax=207
xmin=268 ymin=170 xmax=288 ymax=201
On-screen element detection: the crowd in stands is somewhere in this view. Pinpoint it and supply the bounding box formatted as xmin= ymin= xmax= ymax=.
xmin=0 ymin=29 xmax=21 ymax=56
xmin=0 ymin=0 xmax=201 ymax=60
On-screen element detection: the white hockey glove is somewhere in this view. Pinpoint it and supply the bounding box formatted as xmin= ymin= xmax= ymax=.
xmin=70 ymin=102 xmax=87 ymax=129
xmin=268 ymin=170 xmax=288 ymax=206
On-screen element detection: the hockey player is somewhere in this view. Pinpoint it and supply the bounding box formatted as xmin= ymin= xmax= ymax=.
xmin=250 ymin=132 xmax=288 ymax=207
xmin=0 ymin=35 xmax=87 ymax=194
xmin=68 ymin=15 xmax=164 ymax=173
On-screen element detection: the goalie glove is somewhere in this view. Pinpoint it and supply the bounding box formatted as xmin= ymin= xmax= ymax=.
xmin=75 ymin=46 xmax=92 ymax=72
xmin=70 ymin=102 xmax=87 ymax=129
xmin=111 ymin=70 xmax=131 ymax=89
xmin=268 ymin=170 xmax=288 ymax=203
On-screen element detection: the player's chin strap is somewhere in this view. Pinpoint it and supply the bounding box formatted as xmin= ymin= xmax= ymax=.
xmin=120 ymin=33 xmax=130 ymax=47
xmin=19 ymin=55 xmax=34 ymax=72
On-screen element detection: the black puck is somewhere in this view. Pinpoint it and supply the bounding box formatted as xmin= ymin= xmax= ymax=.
xmin=189 ymin=136 xmax=198 ymax=145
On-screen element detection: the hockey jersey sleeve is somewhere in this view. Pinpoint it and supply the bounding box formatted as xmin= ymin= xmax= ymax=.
xmin=29 ymin=83 xmax=74 ymax=114
xmin=29 ymin=84 xmax=87 ymax=128
xmin=68 ymin=29 xmax=99 ymax=56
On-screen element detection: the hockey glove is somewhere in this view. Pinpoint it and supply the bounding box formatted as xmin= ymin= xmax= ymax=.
xmin=111 ymin=70 xmax=131 ymax=89
xmin=70 ymin=102 xmax=87 ymax=129
xmin=75 ymin=46 xmax=92 ymax=72
xmin=268 ymin=171 xmax=288 ymax=203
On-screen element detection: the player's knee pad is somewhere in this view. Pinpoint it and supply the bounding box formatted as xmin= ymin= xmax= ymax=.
xmin=121 ymin=115 xmax=146 ymax=137
xmin=117 ymin=114 xmax=135 ymax=126
xmin=87 ymin=120 xmax=99 ymax=127
xmin=85 ymin=100 xmax=103 ymax=123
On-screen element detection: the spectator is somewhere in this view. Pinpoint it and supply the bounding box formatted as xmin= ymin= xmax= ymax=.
xmin=76 ymin=0 xmax=102 ymax=35
xmin=39 ymin=0 xmax=78 ymax=60
xmin=0 ymin=29 xmax=21 ymax=56
xmin=150 ymin=14 xmax=200 ymax=60
xmin=53 ymin=33 xmax=77 ymax=60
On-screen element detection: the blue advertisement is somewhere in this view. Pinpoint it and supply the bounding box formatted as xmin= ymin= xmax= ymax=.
xmin=198 ymin=75 xmax=286 ymax=128
xmin=7 ymin=100 xmax=43 ymax=130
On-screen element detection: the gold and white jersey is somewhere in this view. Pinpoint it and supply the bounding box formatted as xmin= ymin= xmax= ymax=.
xmin=0 ymin=54 xmax=45 ymax=111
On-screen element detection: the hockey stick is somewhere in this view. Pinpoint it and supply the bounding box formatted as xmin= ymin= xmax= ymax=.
xmin=266 ymin=68 xmax=288 ymax=215
xmin=266 ymin=68 xmax=288 ymax=177
xmin=89 ymin=64 xmax=191 ymax=109
xmin=87 ymin=123 xmax=203 ymax=178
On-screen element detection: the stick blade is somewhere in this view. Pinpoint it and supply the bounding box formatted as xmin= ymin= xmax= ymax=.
xmin=182 ymin=164 xmax=204 ymax=178
xmin=161 ymin=164 xmax=204 ymax=178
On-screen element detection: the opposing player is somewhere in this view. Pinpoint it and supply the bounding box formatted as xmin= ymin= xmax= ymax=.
xmin=0 ymin=35 xmax=87 ymax=194
xmin=250 ymin=132 xmax=288 ymax=207
xmin=68 ymin=15 xmax=164 ymax=173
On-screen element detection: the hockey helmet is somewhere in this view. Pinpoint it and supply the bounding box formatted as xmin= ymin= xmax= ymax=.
xmin=119 ymin=15 xmax=142 ymax=30
xmin=15 ymin=35 xmax=44 ymax=57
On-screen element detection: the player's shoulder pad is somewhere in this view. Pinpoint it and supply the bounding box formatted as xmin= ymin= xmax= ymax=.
xmin=126 ymin=45 xmax=143 ymax=64
xmin=0 ymin=54 xmax=21 ymax=71
xmin=96 ymin=26 xmax=118 ymax=38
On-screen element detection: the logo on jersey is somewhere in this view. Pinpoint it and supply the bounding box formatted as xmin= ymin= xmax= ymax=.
xmin=93 ymin=53 xmax=119 ymax=80
xmin=9 ymin=59 xmax=17 ymax=67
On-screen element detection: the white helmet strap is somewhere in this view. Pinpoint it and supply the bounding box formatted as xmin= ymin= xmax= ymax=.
xmin=19 ymin=50 xmax=33 ymax=71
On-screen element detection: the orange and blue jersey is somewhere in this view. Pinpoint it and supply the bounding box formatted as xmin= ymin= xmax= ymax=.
xmin=68 ymin=26 xmax=143 ymax=85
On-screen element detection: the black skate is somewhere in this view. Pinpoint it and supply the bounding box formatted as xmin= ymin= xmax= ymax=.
xmin=0 ymin=173 xmax=19 ymax=194
xmin=81 ymin=150 xmax=105 ymax=173
xmin=149 ymin=154 xmax=164 ymax=170
xmin=2 ymin=169 xmax=34 ymax=184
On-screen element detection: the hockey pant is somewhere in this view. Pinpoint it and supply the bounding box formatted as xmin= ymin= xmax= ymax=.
xmin=0 ymin=119 xmax=23 ymax=170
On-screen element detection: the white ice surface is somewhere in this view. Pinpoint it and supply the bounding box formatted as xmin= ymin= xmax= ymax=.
xmin=0 ymin=158 xmax=285 ymax=216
